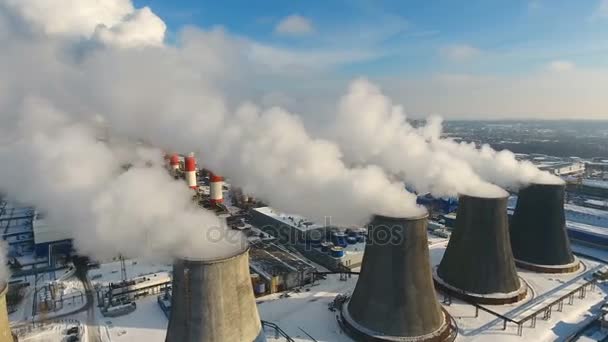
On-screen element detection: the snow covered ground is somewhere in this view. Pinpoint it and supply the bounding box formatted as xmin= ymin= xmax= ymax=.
xmin=9 ymin=243 xmax=607 ymax=342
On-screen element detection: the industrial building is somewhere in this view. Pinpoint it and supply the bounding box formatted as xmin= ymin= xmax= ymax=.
xmin=249 ymin=241 xmax=316 ymax=294
xmin=250 ymin=207 xmax=366 ymax=271
xmin=0 ymin=201 xmax=35 ymax=255
xmin=32 ymin=216 xmax=72 ymax=258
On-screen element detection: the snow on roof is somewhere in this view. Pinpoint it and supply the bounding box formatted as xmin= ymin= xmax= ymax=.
xmin=565 ymin=204 xmax=608 ymax=220
xmin=567 ymin=221 xmax=608 ymax=238
xmin=253 ymin=207 xmax=324 ymax=232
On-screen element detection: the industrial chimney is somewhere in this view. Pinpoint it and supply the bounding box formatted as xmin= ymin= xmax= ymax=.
xmin=165 ymin=247 xmax=266 ymax=342
xmin=510 ymin=183 xmax=579 ymax=273
xmin=210 ymin=173 xmax=224 ymax=204
xmin=0 ymin=284 xmax=12 ymax=342
xmin=435 ymin=194 xmax=527 ymax=304
xmin=341 ymin=213 xmax=456 ymax=342
xmin=169 ymin=154 xmax=180 ymax=171
xmin=184 ymin=154 xmax=198 ymax=190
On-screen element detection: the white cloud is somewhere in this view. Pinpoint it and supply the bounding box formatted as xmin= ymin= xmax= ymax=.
xmin=93 ymin=7 xmax=166 ymax=47
xmin=547 ymin=60 xmax=575 ymax=72
xmin=275 ymin=14 xmax=314 ymax=36
xmin=440 ymin=44 xmax=481 ymax=61
xmin=1 ymin=0 xmax=165 ymax=47
xmin=247 ymin=42 xmax=377 ymax=73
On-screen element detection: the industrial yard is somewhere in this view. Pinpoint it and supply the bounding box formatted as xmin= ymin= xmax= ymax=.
xmin=2 ymin=1 xmax=608 ymax=341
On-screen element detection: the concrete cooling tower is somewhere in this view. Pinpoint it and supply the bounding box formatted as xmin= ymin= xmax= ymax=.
xmin=510 ymin=183 xmax=580 ymax=273
xmin=435 ymin=195 xmax=527 ymax=304
xmin=341 ymin=213 xmax=456 ymax=342
xmin=165 ymin=248 xmax=266 ymax=342
xmin=0 ymin=284 xmax=12 ymax=342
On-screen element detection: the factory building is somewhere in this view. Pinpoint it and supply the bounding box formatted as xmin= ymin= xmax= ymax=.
xmin=0 ymin=201 xmax=35 ymax=255
xmin=341 ymin=213 xmax=456 ymax=342
xmin=32 ymin=216 xmax=72 ymax=258
xmin=435 ymin=194 xmax=526 ymax=304
xmin=250 ymin=207 xmax=366 ymax=271
xmin=165 ymin=247 xmax=266 ymax=342
xmin=566 ymin=178 xmax=608 ymax=198
xmin=249 ymin=242 xmax=316 ymax=294
xmin=250 ymin=207 xmax=326 ymax=242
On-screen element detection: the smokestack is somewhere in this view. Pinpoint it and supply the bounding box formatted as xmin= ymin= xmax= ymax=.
xmin=169 ymin=154 xmax=180 ymax=171
xmin=0 ymin=284 xmax=12 ymax=342
xmin=210 ymin=173 xmax=224 ymax=204
xmin=510 ymin=183 xmax=579 ymax=273
xmin=184 ymin=154 xmax=197 ymax=189
xmin=435 ymin=194 xmax=527 ymax=304
xmin=341 ymin=213 xmax=456 ymax=342
xmin=165 ymin=248 xmax=266 ymax=342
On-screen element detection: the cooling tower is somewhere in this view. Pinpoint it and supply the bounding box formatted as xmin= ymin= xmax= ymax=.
xmin=510 ymin=183 xmax=580 ymax=273
xmin=165 ymin=248 xmax=266 ymax=342
xmin=0 ymin=284 xmax=12 ymax=342
xmin=435 ymin=194 xmax=527 ymax=304
xmin=341 ymin=213 xmax=456 ymax=342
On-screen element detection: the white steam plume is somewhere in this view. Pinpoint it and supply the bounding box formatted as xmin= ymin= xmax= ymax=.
xmin=425 ymin=117 xmax=565 ymax=188
xmin=328 ymin=79 xmax=561 ymax=196
xmin=0 ymin=98 xmax=245 ymax=260
xmin=330 ymin=79 xmax=508 ymax=198
xmin=0 ymin=0 xmax=422 ymax=263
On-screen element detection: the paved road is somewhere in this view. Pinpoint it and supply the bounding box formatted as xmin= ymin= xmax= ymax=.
xmin=75 ymin=259 xmax=101 ymax=342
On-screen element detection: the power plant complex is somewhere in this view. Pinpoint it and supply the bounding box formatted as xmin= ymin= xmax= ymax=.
xmin=5 ymin=149 xmax=608 ymax=342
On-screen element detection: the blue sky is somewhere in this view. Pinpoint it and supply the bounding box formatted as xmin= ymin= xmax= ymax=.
xmin=124 ymin=0 xmax=608 ymax=118
xmin=133 ymin=0 xmax=608 ymax=76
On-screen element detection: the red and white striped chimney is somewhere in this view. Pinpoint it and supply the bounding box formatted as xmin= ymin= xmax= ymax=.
xmin=210 ymin=173 xmax=224 ymax=204
xmin=169 ymin=154 xmax=180 ymax=171
xmin=184 ymin=154 xmax=198 ymax=189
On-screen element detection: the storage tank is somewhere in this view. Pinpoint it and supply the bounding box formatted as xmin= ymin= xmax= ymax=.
xmin=341 ymin=213 xmax=456 ymax=342
xmin=330 ymin=246 xmax=345 ymax=258
xmin=0 ymin=284 xmax=11 ymax=342
xmin=509 ymin=183 xmax=579 ymax=273
xmin=435 ymin=194 xmax=527 ymax=304
xmin=165 ymin=247 xmax=266 ymax=342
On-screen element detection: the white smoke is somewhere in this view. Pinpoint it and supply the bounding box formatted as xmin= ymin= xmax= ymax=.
xmin=0 ymin=0 xmax=422 ymax=263
xmin=328 ymin=79 xmax=561 ymax=196
xmin=330 ymin=79 xmax=508 ymax=198
xmin=426 ymin=117 xmax=565 ymax=188
xmin=0 ymin=98 xmax=245 ymax=260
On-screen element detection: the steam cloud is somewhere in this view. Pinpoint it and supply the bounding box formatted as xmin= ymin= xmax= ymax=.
xmin=0 ymin=0 xmax=422 ymax=263
xmin=329 ymin=79 xmax=562 ymax=197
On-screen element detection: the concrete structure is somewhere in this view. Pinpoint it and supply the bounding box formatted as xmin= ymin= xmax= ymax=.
xmin=341 ymin=213 xmax=456 ymax=342
xmin=435 ymin=194 xmax=526 ymax=304
xmin=510 ymin=183 xmax=579 ymax=273
xmin=184 ymin=154 xmax=197 ymax=189
xmin=0 ymin=284 xmax=12 ymax=342
xmin=250 ymin=207 xmax=326 ymax=243
xmin=249 ymin=242 xmax=316 ymax=294
xmin=209 ymin=173 xmax=224 ymax=204
xmin=165 ymin=247 xmax=266 ymax=342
